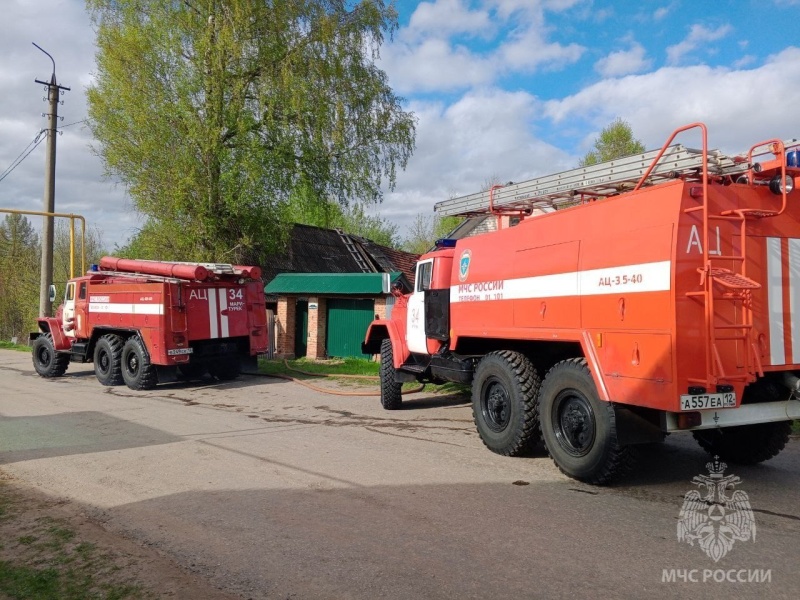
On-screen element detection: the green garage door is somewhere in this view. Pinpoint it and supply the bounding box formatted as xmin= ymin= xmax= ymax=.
xmin=326 ymin=299 xmax=375 ymax=358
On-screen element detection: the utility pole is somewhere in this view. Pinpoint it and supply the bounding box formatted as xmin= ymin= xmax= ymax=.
xmin=34 ymin=43 xmax=70 ymax=317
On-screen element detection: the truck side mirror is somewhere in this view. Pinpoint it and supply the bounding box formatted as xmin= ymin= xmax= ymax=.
xmin=49 ymin=284 xmax=56 ymax=303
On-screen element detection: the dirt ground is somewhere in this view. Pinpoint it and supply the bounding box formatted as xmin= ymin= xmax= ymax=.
xmin=0 ymin=470 xmax=238 ymax=599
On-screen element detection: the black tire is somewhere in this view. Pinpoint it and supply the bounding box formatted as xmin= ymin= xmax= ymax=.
xmin=693 ymin=375 xmax=793 ymax=464
xmin=209 ymin=356 xmax=240 ymax=381
xmin=93 ymin=334 xmax=124 ymax=386
xmin=177 ymin=362 xmax=207 ymax=380
xmin=31 ymin=333 xmax=69 ymax=378
xmin=539 ymin=358 xmax=635 ymax=484
xmin=693 ymin=422 xmax=792 ymax=465
xmin=472 ymin=350 xmax=540 ymax=456
xmin=121 ymin=336 xmax=157 ymax=390
xmin=380 ymin=339 xmax=402 ymax=410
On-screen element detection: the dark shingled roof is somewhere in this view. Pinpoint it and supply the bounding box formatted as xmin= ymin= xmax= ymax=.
xmin=261 ymin=224 xmax=419 ymax=288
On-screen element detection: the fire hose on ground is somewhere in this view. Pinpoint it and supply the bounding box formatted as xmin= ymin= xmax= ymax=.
xmin=250 ymin=359 xmax=426 ymax=397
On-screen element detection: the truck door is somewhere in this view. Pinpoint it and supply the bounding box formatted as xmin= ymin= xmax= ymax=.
xmin=407 ymin=259 xmax=433 ymax=354
xmin=63 ymin=282 xmax=76 ymax=337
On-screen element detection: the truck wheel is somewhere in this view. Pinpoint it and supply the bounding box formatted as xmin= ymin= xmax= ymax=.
xmin=538 ymin=358 xmax=635 ymax=484
xmin=32 ymin=333 xmax=69 ymax=378
xmin=209 ymin=356 xmax=240 ymax=381
xmin=472 ymin=350 xmax=540 ymax=456
xmin=93 ymin=334 xmax=123 ymax=386
xmin=692 ymin=422 xmax=792 ymax=465
xmin=380 ymin=339 xmax=402 ymax=410
xmin=121 ymin=337 xmax=157 ymax=390
xmin=693 ymin=375 xmax=793 ymax=464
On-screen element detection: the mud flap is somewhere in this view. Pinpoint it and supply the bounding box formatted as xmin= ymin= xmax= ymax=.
xmin=613 ymin=404 xmax=665 ymax=445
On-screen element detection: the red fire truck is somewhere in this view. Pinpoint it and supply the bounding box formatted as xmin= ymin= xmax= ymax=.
xmin=31 ymin=256 xmax=268 ymax=390
xmin=363 ymin=123 xmax=800 ymax=484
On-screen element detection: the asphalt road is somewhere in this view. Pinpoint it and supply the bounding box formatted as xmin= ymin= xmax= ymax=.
xmin=1 ymin=348 xmax=799 ymax=600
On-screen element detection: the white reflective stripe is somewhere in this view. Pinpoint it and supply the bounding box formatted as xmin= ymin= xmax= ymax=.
xmin=219 ymin=288 xmax=229 ymax=338
xmin=208 ymin=287 xmax=218 ymax=339
xmin=450 ymin=260 xmax=671 ymax=303
xmin=766 ymin=237 xmax=785 ymax=365
xmin=790 ymin=239 xmax=800 ymax=364
xmin=502 ymin=271 xmax=577 ymax=300
xmin=89 ymin=303 xmax=164 ymax=315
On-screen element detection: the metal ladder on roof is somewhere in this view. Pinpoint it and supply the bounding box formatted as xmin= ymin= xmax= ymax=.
xmin=434 ymin=142 xmax=752 ymax=217
xmin=336 ymin=229 xmax=373 ymax=273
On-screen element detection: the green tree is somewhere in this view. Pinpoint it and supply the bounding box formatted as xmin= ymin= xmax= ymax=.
xmin=53 ymin=222 xmax=107 ymax=293
xmin=579 ymin=118 xmax=645 ymax=167
xmin=402 ymin=213 xmax=463 ymax=255
xmin=278 ymin=181 xmax=399 ymax=246
xmin=87 ymin=0 xmax=416 ymax=264
xmin=0 ymin=214 xmax=39 ymax=340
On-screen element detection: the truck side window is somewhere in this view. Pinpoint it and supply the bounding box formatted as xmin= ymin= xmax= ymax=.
xmin=66 ymin=283 xmax=75 ymax=301
xmin=417 ymin=261 xmax=433 ymax=292
xmin=78 ymin=283 xmax=87 ymax=300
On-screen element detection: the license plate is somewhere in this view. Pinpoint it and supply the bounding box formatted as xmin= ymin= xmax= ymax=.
xmin=679 ymin=392 xmax=736 ymax=411
xmin=167 ymin=348 xmax=193 ymax=356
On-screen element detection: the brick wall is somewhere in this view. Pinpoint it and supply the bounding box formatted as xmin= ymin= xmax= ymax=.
xmin=306 ymin=297 xmax=328 ymax=359
xmin=276 ymin=296 xmax=296 ymax=358
xmin=374 ymin=296 xmax=387 ymax=320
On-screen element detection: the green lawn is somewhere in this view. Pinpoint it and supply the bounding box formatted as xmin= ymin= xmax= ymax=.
xmin=0 ymin=341 xmax=30 ymax=352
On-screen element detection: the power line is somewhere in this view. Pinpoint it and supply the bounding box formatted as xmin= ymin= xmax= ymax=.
xmin=58 ymin=118 xmax=87 ymax=129
xmin=0 ymin=129 xmax=46 ymax=183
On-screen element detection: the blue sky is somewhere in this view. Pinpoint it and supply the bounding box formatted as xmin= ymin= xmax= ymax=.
xmin=1 ymin=0 xmax=799 ymax=248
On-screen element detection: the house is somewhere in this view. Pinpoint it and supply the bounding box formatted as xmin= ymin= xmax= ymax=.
xmin=263 ymin=224 xmax=418 ymax=359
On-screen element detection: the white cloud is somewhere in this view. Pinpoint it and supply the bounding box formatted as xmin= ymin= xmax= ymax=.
xmin=653 ymin=2 xmax=677 ymax=21
xmin=383 ymin=0 xmax=585 ymax=94
xmin=733 ymin=54 xmax=756 ymax=68
xmin=407 ymin=0 xmax=492 ymax=39
xmin=377 ymin=88 xmax=573 ymax=231
xmin=594 ymin=43 xmax=652 ymax=77
xmin=496 ymin=26 xmax=585 ymax=72
xmin=666 ymin=24 xmax=733 ymax=65
xmin=380 ymin=38 xmax=495 ymax=93
xmin=543 ymin=47 xmax=800 ymax=153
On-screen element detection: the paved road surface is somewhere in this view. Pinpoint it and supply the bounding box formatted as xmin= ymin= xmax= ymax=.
xmin=1 ymin=349 xmax=799 ymax=599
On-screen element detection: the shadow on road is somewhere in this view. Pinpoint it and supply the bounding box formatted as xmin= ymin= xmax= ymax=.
xmin=0 ymin=411 xmax=181 ymax=464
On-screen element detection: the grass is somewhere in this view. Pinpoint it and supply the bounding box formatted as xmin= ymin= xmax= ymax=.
xmin=259 ymin=356 xmax=379 ymax=378
xmin=0 ymin=340 xmax=30 ymax=352
xmin=0 ymin=480 xmax=146 ymax=600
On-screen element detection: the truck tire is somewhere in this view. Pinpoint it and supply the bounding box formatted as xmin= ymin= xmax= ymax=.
xmin=693 ymin=375 xmax=792 ymax=464
xmin=209 ymin=356 xmax=240 ymax=381
xmin=93 ymin=334 xmax=123 ymax=386
xmin=121 ymin=336 xmax=157 ymax=390
xmin=472 ymin=350 xmax=540 ymax=456
xmin=380 ymin=339 xmax=402 ymax=410
xmin=538 ymin=358 xmax=635 ymax=484
xmin=32 ymin=333 xmax=69 ymax=378
xmin=693 ymin=422 xmax=792 ymax=465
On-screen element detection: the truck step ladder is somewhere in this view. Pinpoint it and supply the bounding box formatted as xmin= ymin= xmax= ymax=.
xmin=684 ymin=133 xmax=797 ymax=388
